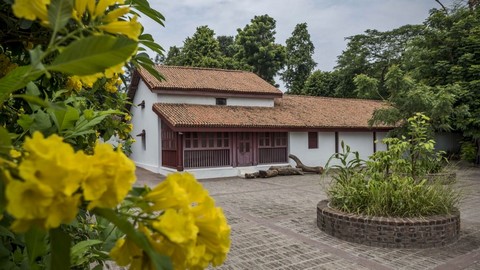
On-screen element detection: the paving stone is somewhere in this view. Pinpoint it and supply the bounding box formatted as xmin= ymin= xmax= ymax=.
xmin=131 ymin=165 xmax=480 ymax=270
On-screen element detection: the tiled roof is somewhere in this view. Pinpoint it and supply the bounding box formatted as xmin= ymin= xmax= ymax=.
xmin=153 ymin=95 xmax=393 ymax=130
xmin=138 ymin=65 xmax=283 ymax=96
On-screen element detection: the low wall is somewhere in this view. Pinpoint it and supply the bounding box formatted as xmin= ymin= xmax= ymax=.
xmin=317 ymin=200 xmax=460 ymax=248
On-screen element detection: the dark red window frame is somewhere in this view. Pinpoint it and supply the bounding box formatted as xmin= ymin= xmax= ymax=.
xmin=308 ymin=132 xmax=318 ymax=149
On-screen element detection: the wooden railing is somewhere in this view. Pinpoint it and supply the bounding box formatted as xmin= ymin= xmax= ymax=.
xmin=258 ymin=148 xmax=287 ymax=164
xmin=184 ymin=149 xmax=230 ymax=168
xmin=162 ymin=150 xmax=177 ymax=168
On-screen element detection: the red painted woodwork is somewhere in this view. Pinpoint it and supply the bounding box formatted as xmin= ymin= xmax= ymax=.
xmin=258 ymin=132 xmax=288 ymax=164
xmin=236 ymin=132 xmax=253 ymax=166
xmin=258 ymin=148 xmax=288 ymax=164
xmin=308 ymin=132 xmax=318 ymax=149
xmin=184 ymin=149 xmax=230 ymax=168
xmin=161 ymin=122 xmax=178 ymax=168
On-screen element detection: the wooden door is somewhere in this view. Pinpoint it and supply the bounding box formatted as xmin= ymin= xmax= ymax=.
xmin=237 ymin=132 xmax=253 ymax=166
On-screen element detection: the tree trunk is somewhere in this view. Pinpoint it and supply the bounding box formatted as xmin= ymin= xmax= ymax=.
xmin=288 ymin=154 xmax=324 ymax=174
xmin=259 ymin=169 xmax=279 ymax=178
xmin=245 ymin=172 xmax=260 ymax=179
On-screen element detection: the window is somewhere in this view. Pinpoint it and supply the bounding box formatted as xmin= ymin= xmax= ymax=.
xmin=308 ymin=132 xmax=318 ymax=149
xmin=216 ymin=98 xmax=227 ymax=105
xmin=184 ymin=132 xmax=229 ymax=149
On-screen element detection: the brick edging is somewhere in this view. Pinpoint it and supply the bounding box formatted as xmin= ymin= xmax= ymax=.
xmin=316 ymin=200 xmax=460 ymax=248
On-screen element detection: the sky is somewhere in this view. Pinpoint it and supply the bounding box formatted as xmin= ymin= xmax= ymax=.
xmin=140 ymin=0 xmax=456 ymax=72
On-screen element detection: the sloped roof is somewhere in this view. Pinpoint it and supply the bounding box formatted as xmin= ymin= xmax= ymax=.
xmin=137 ymin=65 xmax=283 ymax=96
xmin=153 ymin=95 xmax=392 ymax=131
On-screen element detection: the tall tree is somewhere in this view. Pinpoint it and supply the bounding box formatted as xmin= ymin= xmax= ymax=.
xmin=180 ymin=25 xmax=225 ymax=68
xmin=405 ymin=5 xmax=480 ymax=159
xmin=163 ymin=46 xmax=183 ymax=65
xmin=234 ymin=15 xmax=286 ymax=85
xmin=281 ymin=23 xmax=316 ymax=94
xmin=335 ymin=25 xmax=423 ymax=98
xmin=217 ymin=35 xmax=236 ymax=58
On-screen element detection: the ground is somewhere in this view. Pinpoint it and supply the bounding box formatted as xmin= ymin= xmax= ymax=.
xmin=134 ymin=164 xmax=480 ymax=270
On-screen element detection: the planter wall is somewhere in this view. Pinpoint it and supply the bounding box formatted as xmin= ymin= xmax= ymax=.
xmin=425 ymin=172 xmax=456 ymax=184
xmin=317 ymin=200 xmax=460 ymax=248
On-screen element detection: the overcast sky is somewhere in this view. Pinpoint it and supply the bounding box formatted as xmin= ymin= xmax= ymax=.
xmin=140 ymin=0 xmax=456 ymax=72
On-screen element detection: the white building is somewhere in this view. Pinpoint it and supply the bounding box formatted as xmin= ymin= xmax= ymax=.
xmin=128 ymin=66 xmax=392 ymax=179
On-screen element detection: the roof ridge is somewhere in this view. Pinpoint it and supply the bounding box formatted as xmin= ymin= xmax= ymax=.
xmin=284 ymin=94 xmax=385 ymax=103
xmin=156 ymin=65 xmax=252 ymax=74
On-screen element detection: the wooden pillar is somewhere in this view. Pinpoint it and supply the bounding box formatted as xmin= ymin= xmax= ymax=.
xmin=373 ymin=131 xmax=377 ymax=153
xmin=231 ymin=132 xmax=237 ymax=167
xmin=335 ymin=132 xmax=339 ymax=153
xmin=252 ymin=132 xmax=258 ymax=165
xmin=176 ymin=132 xmax=184 ymax=171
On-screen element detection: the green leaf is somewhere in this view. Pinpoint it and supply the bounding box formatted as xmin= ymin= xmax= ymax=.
xmin=25 ymin=228 xmax=47 ymax=270
xmin=0 ymin=66 xmax=43 ymax=104
xmin=139 ymin=34 xmax=164 ymax=54
xmin=48 ymin=0 xmax=73 ymax=32
xmin=51 ymin=105 xmax=79 ymax=131
xmin=49 ymin=35 xmax=137 ymax=76
xmin=49 ymin=228 xmax=71 ymax=270
xmin=132 ymin=54 xmax=164 ymax=83
xmin=12 ymin=94 xmax=50 ymax=110
xmin=129 ymin=0 xmax=165 ymax=26
xmin=31 ymin=110 xmax=53 ymax=132
xmin=0 ymin=127 xmax=11 ymax=155
xmin=93 ymin=208 xmax=172 ymax=270
xmin=18 ymin=114 xmax=34 ymax=132
xmin=71 ymin=239 xmax=103 ymax=266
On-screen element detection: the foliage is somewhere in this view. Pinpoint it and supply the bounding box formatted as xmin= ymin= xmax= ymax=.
xmin=406 ymin=6 xmax=480 ymax=141
xmin=364 ymin=65 xmax=458 ymax=133
xmin=234 ymin=14 xmax=286 ymax=85
xmin=303 ymin=70 xmax=339 ymax=97
xmin=325 ymin=113 xmax=459 ymax=217
xmin=460 ymin=140 xmax=478 ymax=162
xmin=281 ymin=23 xmax=316 ymax=94
xmin=334 ymin=25 xmax=423 ymax=98
xmin=0 ymin=1 xmax=231 ymax=269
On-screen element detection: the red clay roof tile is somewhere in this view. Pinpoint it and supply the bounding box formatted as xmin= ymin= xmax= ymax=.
xmin=138 ymin=65 xmax=283 ymax=96
xmin=152 ymin=95 xmax=392 ymax=130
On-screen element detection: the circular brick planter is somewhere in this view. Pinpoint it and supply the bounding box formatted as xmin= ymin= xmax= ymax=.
xmin=317 ymin=200 xmax=460 ymax=248
xmin=425 ymin=172 xmax=456 ymax=184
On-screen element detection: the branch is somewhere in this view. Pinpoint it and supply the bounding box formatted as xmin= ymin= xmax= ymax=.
xmin=434 ymin=0 xmax=448 ymax=13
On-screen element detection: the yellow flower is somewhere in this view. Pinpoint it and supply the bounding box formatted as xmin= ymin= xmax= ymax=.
xmin=98 ymin=16 xmax=142 ymax=41
xmin=12 ymin=0 xmax=50 ymax=23
xmin=5 ymin=132 xmax=86 ymax=232
xmin=109 ymin=237 xmax=143 ymax=267
xmin=82 ymin=143 xmax=136 ymax=209
xmin=9 ymin=149 xmax=21 ymax=158
xmin=125 ymin=114 xmax=132 ymax=121
xmin=66 ymin=76 xmax=83 ymax=91
xmin=19 ymin=132 xmax=85 ymax=196
xmin=145 ymin=173 xmax=209 ymax=212
xmin=152 ymin=209 xmax=198 ymax=244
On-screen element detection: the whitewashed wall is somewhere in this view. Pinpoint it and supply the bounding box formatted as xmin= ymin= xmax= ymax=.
xmin=338 ymin=132 xmax=374 ymax=160
xmin=157 ymin=94 xmax=274 ymax=107
xmin=288 ymin=132 xmax=336 ymax=167
xmin=130 ymin=80 xmax=161 ymax=172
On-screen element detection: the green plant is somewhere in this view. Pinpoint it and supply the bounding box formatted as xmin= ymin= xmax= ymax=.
xmin=325 ymin=113 xmax=460 ymax=217
xmin=460 ymin=140 xmax=477 ymax=162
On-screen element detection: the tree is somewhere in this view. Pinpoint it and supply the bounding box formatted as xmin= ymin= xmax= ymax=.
xmin=303 ymin=70 xmax=339 ymax=97
xmin=335 ymin=25 xmax=423 ymax=98
xmin=281 ymin=23 xmax=316 ymax=94
xmin=234 ymin=15 xmax=286 ymax=85
xmin=163 ymin=45 xmax=183 ymax=65
xmin=405 ymin=5 xmax=480 ymax=161
xmin=217 ymin=35 xmax=236 ymax=57
xmin=179 ymin=25 xmax=226 ymax=68
xmin=362 ymin=65 xmax=458 ymax=134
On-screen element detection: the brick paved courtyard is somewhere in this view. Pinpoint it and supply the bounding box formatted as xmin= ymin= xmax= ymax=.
xmin=135 ymin=164 xmax=480 ymax=270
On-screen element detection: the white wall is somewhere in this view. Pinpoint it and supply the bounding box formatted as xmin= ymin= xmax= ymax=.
xmin=288 ymin=132 xmax=336 ymax=167
xmin=157 ymin=94 xmax=274 ymax=107
xmin=130 ymin=80 xmax=161 ymax=172
xmin=375 ymin=131 xmax=389 ymax=152
xmin=338 ymin=132 xmax=374 ymax=160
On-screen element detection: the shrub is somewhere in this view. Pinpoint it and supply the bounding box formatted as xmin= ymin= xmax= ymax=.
xmin=460 ymin=140 xmax=477 ymax=162
xmin=325 ymin=113 xmax=460 ymax=217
